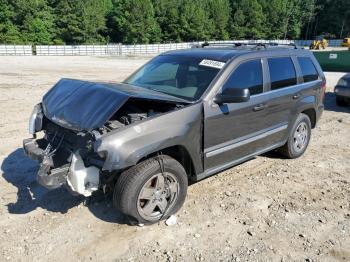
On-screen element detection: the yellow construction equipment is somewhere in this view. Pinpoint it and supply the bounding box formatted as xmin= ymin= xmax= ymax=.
xmin=341 ymin=38 xmax=350 ymax=48
xmin=309 ymin=38 xmax=329 ymax=50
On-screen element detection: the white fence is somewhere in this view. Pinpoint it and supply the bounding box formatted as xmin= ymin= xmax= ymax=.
xmin=0 ymin=40 xmax=345 ymax=56
xmin=120 ymin=43 xmax=192 ymax=55
xmin=35 ymin=45 xmax=122 ymax=56
xmin=35 ymin=41 xmax=295 ymax=56
xmin=35 ymin=42 xmax=195 ymax=56
xmin=0 ymin=45 xmax=32 ymax=56
xmin=35 ymin=41 xmax=291 ymax=56
xmin=33 ymin=40 xmax=350 ymax=56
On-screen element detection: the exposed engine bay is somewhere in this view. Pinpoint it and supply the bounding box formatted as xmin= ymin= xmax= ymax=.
xmin=98 ymin=99 xmax=182 ymax=135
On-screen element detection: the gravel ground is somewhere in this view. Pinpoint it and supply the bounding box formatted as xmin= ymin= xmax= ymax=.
xmin=0 ymin=56 xmax=349 ymax=262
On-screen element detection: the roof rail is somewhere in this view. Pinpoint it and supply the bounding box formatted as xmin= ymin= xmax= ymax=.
xmin=267 ymin=42 xmax=300 ymax=49
xmin=192 ymin=41 xmax=301 ymax=50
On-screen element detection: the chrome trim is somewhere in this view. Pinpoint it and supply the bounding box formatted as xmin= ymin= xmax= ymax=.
xmin=205 ymin=124 xmax=288 ymax=158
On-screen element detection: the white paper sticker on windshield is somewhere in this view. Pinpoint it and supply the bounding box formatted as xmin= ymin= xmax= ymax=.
xmin=199 ymin=59 xmax=225 ymax=69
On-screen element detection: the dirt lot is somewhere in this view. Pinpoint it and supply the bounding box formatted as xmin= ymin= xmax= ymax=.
xmin=0 ymin=56 xmax=349 ymax=262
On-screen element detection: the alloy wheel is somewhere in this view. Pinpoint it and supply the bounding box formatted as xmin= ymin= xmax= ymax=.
xmin=137 ymin=172 xmax=179 ymax=221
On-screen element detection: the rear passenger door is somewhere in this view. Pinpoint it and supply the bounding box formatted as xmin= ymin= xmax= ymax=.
xmin=264 ymin=57 xmax=300 ymax=140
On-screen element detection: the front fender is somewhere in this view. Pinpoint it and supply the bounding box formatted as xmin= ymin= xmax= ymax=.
xmin=95 ymin=103 xmax=203 ymax=173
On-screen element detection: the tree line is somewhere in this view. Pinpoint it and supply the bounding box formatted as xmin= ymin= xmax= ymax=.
xmin=0 ymin=0 xmax=349 ymax=45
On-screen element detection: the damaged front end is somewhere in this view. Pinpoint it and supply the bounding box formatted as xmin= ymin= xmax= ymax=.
xmin=24 ymin=110 xmax=102 ymax=196
xmin=23 ymin=79 xmax=189 ymax=197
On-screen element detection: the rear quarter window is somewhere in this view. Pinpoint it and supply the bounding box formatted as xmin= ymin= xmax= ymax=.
xmin=297 ymin=57 xmax=319 ymax=82
xmin=268 ymin=57 xmax=297 ymax=90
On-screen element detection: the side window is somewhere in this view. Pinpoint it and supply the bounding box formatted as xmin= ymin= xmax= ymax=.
xmin=223 ymin=59 xmax=263 ymax=96
xmin=298 ymin=57 xmax=319 ymax=82
xmin=268 ymin=57 xmax=297 ymax=90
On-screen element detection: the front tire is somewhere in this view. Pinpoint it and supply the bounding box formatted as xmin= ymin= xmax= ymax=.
xmin=279 ymin=113 xmax=312 ymax=159
xmin=113 ymin=155 xmax=188 ymax=225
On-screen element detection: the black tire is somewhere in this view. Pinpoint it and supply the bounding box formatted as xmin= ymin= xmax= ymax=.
xmin=336 ymin=96 xmax=348 ymax=107
xmin=279 ymin=113 xmax=312 ymax=159
xmin=113 ymin=155 xmax=188 ymax=225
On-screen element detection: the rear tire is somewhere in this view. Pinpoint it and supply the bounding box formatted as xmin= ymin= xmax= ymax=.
xmin=113 ymin=155 xmax=188 ymax=225
xmin=279 ymin=113 xmax=312 ymax=159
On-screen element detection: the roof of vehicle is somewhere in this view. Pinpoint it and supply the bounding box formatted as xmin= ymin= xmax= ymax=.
xmin=163 ymin=44 xmax=310 ymax=62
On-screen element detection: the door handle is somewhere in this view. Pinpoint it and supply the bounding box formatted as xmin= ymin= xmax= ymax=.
xmin=293 ymin=93 xmax=301 ymax=100
xmin=253 ymin=103 xmax=267 ymax=112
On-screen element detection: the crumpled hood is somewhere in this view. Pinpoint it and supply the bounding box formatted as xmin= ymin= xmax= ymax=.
xmin=42 ymin=78 xmax=187 ymax=131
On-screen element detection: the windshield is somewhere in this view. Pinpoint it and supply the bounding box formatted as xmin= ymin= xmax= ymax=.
xmin=124 ymin=55 xmax=223 ymax=101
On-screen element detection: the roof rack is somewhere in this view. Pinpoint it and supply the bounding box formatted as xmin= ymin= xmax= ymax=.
xmin=192 ymin=41 xmax=301 ymax=50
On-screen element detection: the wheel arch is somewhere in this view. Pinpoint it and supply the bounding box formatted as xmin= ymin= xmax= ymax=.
xmin=137 ymin=145 xmax=198 ymax=181
xmin=301 ymin=108 xmax=317 ymax=128
xmin=295 ymin=95 xmax=318 ymax=129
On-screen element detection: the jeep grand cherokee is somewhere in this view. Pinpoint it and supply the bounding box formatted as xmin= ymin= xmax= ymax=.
xmin=23 ymin=43 xmax=325 ymax=225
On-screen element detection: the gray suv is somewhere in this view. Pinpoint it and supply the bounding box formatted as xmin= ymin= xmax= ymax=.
xmin=23 ymin=43 xmax=325 ymax=225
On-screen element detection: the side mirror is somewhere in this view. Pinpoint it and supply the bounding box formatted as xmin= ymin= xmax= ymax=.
xmin=214 ymin=88 xmax=250 ymax=104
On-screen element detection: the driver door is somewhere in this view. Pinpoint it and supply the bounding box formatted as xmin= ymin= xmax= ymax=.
xmin=203 ymin=59 xmax=285 ymax=172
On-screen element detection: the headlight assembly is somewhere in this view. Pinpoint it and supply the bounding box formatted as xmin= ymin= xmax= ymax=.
xmin=29 ymin=103 xmax=44 ymax=135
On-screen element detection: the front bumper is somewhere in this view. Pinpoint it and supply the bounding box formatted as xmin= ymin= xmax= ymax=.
xmin=23 ymin=138 xmax=70 ymax=189
xmin=23 ymin=137 xmax=100 ymax=196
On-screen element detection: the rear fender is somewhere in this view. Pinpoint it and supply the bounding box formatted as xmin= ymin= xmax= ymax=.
xmin=290 ymin=95 xmax=317 ymax=129
xmin=296 ymin=95 xmax=316 ymax=114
